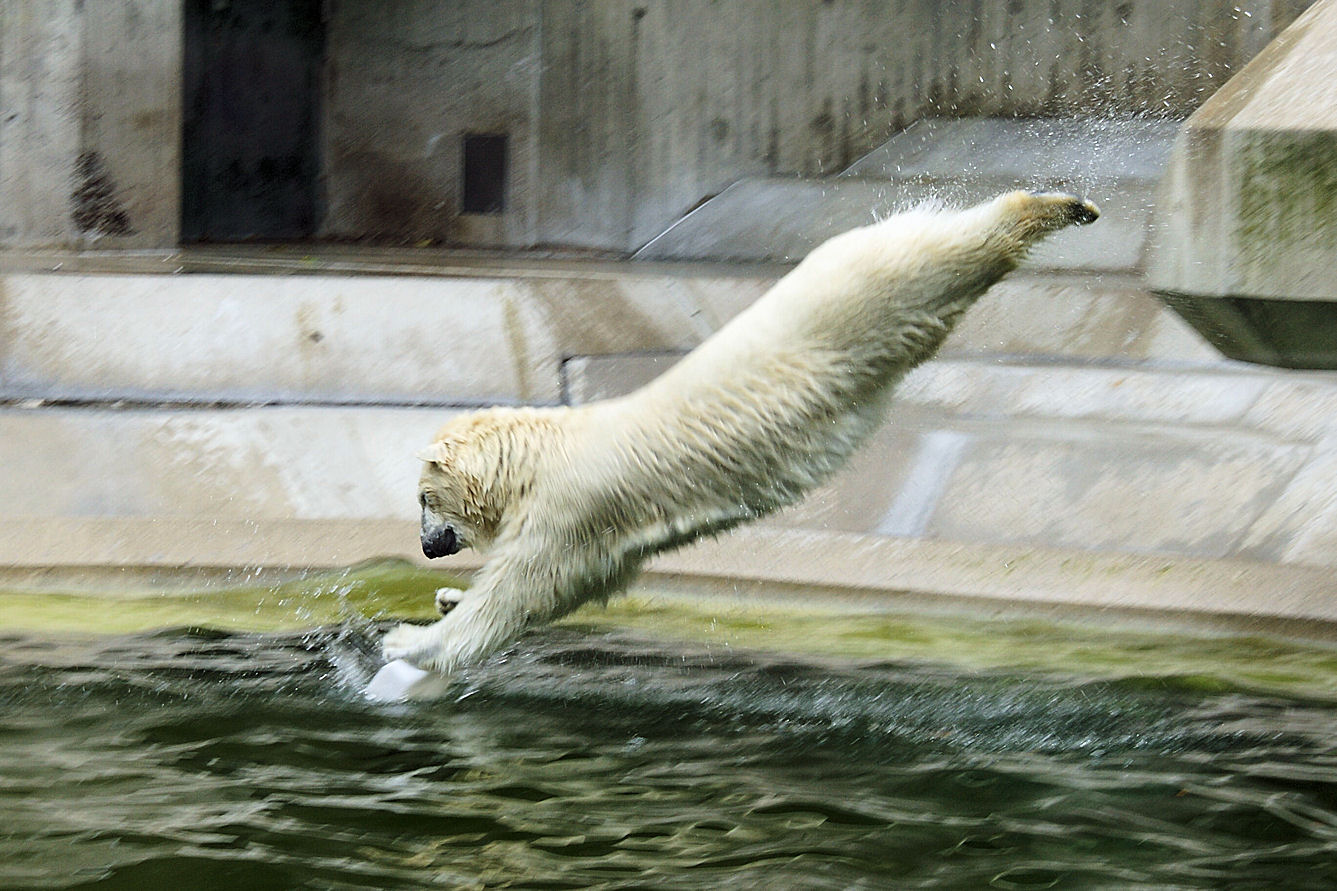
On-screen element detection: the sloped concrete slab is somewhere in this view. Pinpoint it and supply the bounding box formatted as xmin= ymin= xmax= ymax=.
xmin=842 ymin=116 xmax=1179 ymax=183
xmin=634 ymin=175 xmax=1152 ymax=270
xmin=636 ymin=115 xmax=1173 ymax=269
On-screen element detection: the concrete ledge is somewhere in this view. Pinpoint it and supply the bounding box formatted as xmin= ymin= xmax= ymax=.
xmin=563 ymin=274 xmax=1219 ymax=404
xmin=0 ymin=264 xmax=772 ymax=406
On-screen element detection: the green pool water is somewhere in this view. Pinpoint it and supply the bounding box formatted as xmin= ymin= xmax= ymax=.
xmin=3 ymin=562 xmax=1337 ymax=888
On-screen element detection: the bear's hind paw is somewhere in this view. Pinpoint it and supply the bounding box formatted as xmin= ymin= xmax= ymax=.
xmin=1016 ymin=190 xmax=1100 ymax=227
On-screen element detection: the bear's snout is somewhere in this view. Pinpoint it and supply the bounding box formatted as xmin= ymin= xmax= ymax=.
xmin=422 ymin=524 xmax=459 ymax=559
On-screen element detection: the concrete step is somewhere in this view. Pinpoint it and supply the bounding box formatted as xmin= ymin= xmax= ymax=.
xmin=564 ymin=272 xmax=1219 ymax=405
xmin=9 ymin=346 xmax=1334 ymax=570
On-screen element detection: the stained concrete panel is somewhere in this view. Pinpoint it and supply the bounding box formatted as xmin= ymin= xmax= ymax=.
xmin=80 ymin=0 xmax=181 ymax=247
xmin=322 ymin=0 xmax=540 ymax=246
xmin=926 ymin=433 xmax=1309 ymax=559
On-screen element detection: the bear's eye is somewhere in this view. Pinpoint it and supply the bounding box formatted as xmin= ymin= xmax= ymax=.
xmin=418 ymin=491 xmax=428 ymax=510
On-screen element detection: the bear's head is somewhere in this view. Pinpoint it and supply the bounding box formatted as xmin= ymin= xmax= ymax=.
xmin=415 ymin=408 xmax=548 ymax=558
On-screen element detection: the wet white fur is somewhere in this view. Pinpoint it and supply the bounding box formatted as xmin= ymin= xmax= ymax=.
xmin=385 ymin=191 xmax=1097 ymax=672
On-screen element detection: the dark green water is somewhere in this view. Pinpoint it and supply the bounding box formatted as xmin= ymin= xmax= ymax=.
xmin=3 ymin=622 xmax=1337 ymax=890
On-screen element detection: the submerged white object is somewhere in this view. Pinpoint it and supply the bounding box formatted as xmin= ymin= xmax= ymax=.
xmin=365 ymin=658 xmax=435 ymax=701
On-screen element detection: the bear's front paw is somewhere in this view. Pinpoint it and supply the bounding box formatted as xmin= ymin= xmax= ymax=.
xmin=382 ymin=621 xmax=442 ymax=668
xmin=435 ymin=587 xmax=461 ymax=616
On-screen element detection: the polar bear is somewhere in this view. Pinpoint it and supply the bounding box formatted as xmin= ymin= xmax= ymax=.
xmin=384 ymin=190 xmax=1098 ymax=673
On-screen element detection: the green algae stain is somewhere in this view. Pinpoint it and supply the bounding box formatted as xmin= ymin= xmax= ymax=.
xmin=0 ymin=559 xmax=457 ymax=635
xmin=1234 ymin=129 xmax=1337 ymax=297
xmin=5 ymin=567 xmax=1337 ymax=701
xmin=562 ymin=594 xmax=1337 ymax=702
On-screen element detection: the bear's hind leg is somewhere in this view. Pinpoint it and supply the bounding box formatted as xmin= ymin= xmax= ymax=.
xmin=998 ymin=190 xmax=1100 ymax=237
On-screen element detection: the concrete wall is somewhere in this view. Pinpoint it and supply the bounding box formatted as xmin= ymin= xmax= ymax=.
xmin=529 ymin=0 xmax=1314 ymax=251
xmin=321 ymin=0 xmax=541 ymax=246
xmin=1 ymin=0 xmax=1315 ymax=250
xmin=0 ymin=264 xmax=770 ymax=406
xmin=0 ymin=0 xmax=180 ymax=248
xmin=0 ymin=1 xmax=83 ymax=246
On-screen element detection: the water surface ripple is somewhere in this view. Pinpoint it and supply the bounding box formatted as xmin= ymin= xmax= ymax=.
xmin=2 ymin=625 xmax=1336 ymax=889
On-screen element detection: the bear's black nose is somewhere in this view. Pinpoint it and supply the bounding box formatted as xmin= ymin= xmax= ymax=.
xmin=422 ymin=526 xmax=459 ymax=559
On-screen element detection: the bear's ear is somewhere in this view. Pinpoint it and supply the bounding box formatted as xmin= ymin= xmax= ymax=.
xmin=415 ymin=442 xmax=450 ymax=465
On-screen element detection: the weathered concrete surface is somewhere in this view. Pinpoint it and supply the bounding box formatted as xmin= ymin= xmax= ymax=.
xmin=3 ymin=293 xmax=1334 ymax=573
xmin=533 ymin=0 xmax=1310 ymax=251
xmin=322 ymin=0 xmax=541 ymax=246
xmin=1146 ymin=0 xmax=1337 ymax=367
xmin=0 ymin=1 xmax=82 ymax=246
xmin=569 ymin=352 xmax=1337 ymax=571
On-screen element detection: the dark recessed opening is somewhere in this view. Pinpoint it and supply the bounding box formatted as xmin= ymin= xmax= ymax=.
xmin=462 ymin=134 xmax=508 ymax=214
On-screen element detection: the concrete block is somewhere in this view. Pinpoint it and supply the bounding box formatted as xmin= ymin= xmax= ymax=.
xmin=1145 ymin=1 xmax=1337 ymax=369
xmin=0 ymin=273 xmax=558 ymax=404
xmin=1147 ymin=0 xmax=1337 ymax=302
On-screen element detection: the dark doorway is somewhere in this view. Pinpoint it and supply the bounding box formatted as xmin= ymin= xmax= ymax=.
xmin=182 ymin=0 xmax=324 ymax=242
